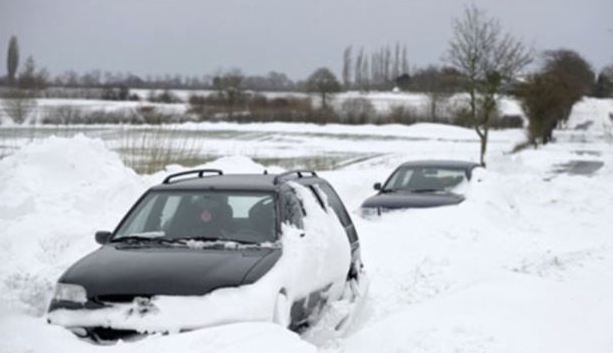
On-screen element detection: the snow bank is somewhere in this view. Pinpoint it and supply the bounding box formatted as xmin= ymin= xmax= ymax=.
xmin=0 ymin=315 xmax=315 ymax=353
xmin=0 ymin=135 xmax=147 ymax=315
xmin=567 ymin=97 xmax=613 ymax=134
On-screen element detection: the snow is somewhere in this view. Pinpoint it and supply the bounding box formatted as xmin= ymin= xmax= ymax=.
xmin=1 ymin=98 xmax=613 ymax=352
xmin=0 ymin=135 xmax=146 ymax=315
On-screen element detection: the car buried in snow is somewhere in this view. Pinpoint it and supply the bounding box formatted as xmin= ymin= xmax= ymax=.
xmin=47 ymin=169 xmax=366 ymax=343
xmin=360 ymin=160 xmax=481 ymax=217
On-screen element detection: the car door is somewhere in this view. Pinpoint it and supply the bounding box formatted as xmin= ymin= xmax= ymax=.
xmin=279 ymin=185 xmax=324 ymax=327
xmin=313 ymin=182 xmax=362 ymax=279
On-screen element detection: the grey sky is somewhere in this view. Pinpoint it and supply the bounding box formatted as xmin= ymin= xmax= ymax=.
xmin=1 ymin=0 xmax=611 ymax=80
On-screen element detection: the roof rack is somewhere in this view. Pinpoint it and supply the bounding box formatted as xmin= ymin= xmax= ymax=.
xmin=163 ymin=169 xmax=223 ymax=184
xmin=273 ymin=170 xmax=318 ymax=185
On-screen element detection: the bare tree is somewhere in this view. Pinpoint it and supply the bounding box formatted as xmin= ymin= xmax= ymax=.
xmin=342 ymin=46 xmax=353 ymax=90
xmin=383 ymin=46 xmax=391 ymax=84
xmin=393 ymin=42 xmax=401 ymax=81
xmin=355 ymin=48 xmax=364 ymax=90
xmin=401 ymin=45 xmax=409 ymax=75
xmin=447 ymin=4 xmax=532 ymax=166
xmin=6 ymin=36 xmax=19 ymax=86
xmin=361 ymin=56 xmax=370 ymax=91
xmin=18 ymin=56 xmax=48 ymax=90
xmin=411 ymin=66 xmax=460 ymax=122
xmin=306 ymin=67 xmax=341 ymax=110
xmin=213 ymin=69 xmax=245 ymax=119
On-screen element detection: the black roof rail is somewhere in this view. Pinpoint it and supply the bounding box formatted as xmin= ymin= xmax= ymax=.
xmin=163 ymin=169 xmax=223 ymax=184
xmin=273 ymin=170 xmax=318 ymax=185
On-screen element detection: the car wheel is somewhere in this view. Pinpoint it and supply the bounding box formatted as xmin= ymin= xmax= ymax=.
xmin=272 ymin=290 xmax=291 ymax=328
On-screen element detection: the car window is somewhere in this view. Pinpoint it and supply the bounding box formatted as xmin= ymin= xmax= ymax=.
xmin=385 ymin=167 xmax=468 ymax=193
xmin=386 ymin=169 xmax=414 ymax=190
xmin=119 ymin=194 xmax=160 ymax=236
xmin=114 ymin=191 xmax=277 ymax=244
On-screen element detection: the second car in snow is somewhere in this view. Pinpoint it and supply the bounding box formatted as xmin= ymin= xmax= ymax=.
xmin=361 ymin=160 xmax=480 ymax=216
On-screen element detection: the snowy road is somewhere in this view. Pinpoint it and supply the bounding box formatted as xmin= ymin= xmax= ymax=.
xmin=1 ymin=98 xmax=612 ymax=353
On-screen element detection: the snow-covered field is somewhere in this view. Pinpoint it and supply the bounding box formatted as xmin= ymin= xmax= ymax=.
xmin=0 ymin=98 xmax=612 ymax=353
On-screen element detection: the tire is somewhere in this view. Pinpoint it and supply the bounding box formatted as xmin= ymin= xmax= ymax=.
xmin=272 ymin=290 xmax=291 ymax=328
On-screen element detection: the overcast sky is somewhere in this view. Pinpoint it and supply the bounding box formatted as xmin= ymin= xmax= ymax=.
xmin=1 ymin=0 xmax=612 ymax=79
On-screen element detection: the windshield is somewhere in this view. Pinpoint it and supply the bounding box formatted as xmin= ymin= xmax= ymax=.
xmin=383 ymin=166 xmax=469 ymax=194
xmin=113 ymin=191 xmax=277 ymax=244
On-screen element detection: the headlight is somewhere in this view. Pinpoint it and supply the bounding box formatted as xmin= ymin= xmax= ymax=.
xmin=53 ymin=283 xmax=88 ymax=303
xmin=360 ymin=207 xmax=380 ymax=218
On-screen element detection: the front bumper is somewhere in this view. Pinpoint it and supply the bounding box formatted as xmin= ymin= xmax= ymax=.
xmin=47 ymin=290 xmax=276 ymax=335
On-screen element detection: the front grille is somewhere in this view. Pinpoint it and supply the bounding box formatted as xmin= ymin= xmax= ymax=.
xmin=94 ymin=294 xmax=151 ymax=304
xmin=86 ymin=327 xmax=142 ymax=342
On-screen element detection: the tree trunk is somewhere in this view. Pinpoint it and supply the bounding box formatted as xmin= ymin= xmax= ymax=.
xmin=480 ymin=129 xmax=488 ymax=167
xmin=430 ymin=95 xmax=437 ymax=123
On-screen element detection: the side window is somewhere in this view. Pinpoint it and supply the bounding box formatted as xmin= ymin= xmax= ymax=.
xmin=317 ymin=183 xmax=352 ymax=227
xmin=228 ymin=195 xmax=272 ymax=218
xmin=280 ymin=187 xmax=304 ymax=229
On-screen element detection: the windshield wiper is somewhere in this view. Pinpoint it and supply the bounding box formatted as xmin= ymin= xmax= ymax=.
xmin=410 ymin=188 xmax=444 ymax=193
xmin=110 ymin=235 xmax=174 ymax=244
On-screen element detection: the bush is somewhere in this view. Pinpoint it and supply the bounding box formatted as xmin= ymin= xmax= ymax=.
xmin=340 ymin=97 xmax=377 ymax=124
xmin=495 ymin=114 xmax=524 ymax=128
xmin=147 ymin=89 xmax=182 ymax=104
xmin=518 ymin=72 xmax=567 ymax=144
xmin=1 ymin=89 xmax=37 ymax=124
xmin=384 ymin=105 xmax=420 ymax=125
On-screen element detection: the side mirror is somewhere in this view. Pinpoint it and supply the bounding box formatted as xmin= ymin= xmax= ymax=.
xmin=373 ymin=182 xmax=382 ymax=191
xmin=95 ymin=231 xmax=112 ymax=245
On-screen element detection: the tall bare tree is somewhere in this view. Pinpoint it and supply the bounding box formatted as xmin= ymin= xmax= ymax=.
xmin=401 ymin=45 xmax=409 ymax=75
xmin=6 ymin=36 xmax=19 ymax=86
xmin=355 ymin=48 xmax=364 ymax=90
xmin=393 ymin=42 xmax=401 ymax=80
xmin=361 ymin=56 xmax=370 ymax=91
xmin=447 ymin=4 xmax=532 ymax=166
xmin=342 ymin=46 xmax=353 ymax=90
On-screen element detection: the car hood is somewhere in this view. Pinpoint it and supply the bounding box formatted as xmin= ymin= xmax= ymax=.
xmin=362 ymin=191 xmax=465 ymax=209
xmin=59 ymin=244 xmax=281 ymax=299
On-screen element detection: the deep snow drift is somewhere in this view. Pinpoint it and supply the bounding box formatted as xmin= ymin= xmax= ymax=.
xmin=1 ymin=100 xmax=612 ymax=352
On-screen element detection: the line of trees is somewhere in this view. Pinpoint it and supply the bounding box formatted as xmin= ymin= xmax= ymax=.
xmin=342 ymin=43 xmax=410 ymax=91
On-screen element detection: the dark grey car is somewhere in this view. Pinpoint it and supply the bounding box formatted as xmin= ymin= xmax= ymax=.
xmin=47 ymin=169 xmax=364 ymax=342
xmin=360 ymin=160 xmax=480 ymax=216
